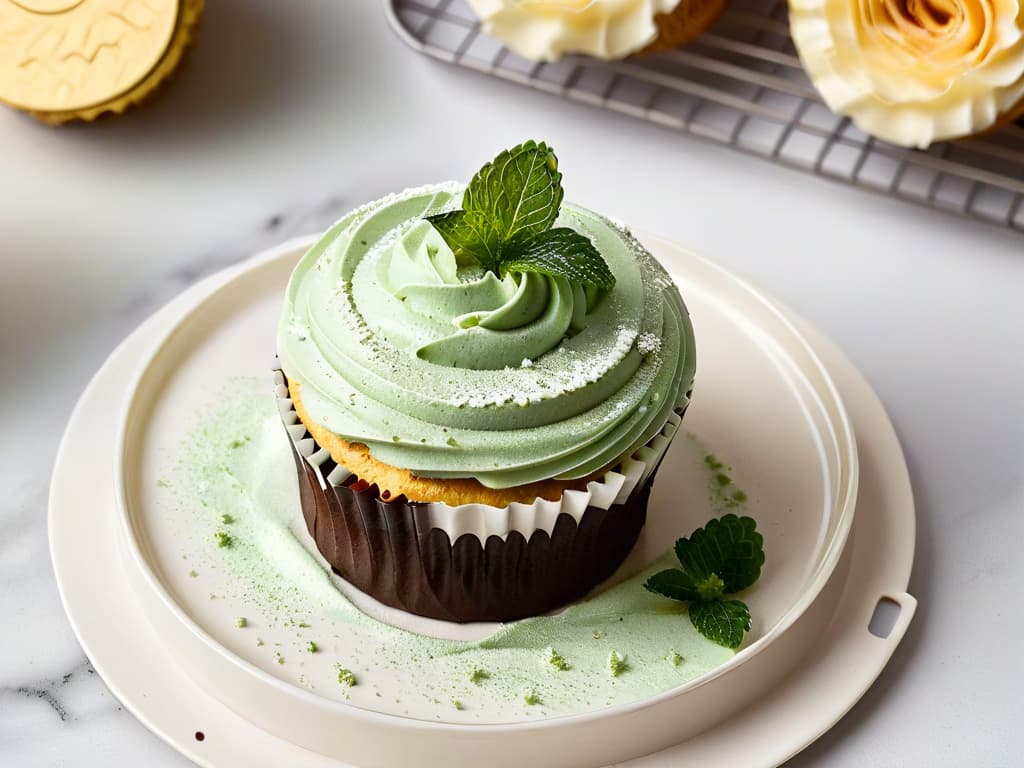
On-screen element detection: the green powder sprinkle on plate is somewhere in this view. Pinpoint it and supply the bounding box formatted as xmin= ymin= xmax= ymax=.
xmin=548 ymin=649 xmax=570 ymax=671
xmin=609 ymin=651 xmax=629 ymax=677
xmin=235 ymin=617 xmax=248 ymax=628
xmin=669 ymin=651 xmax=684 ymax=667
xmin=307 ymin=641 xmax=319 ymax=653
xmin=524 ymin=690 xmax=541 ymax=706
xmin=704 ymin=454 xmax=724 ymax=471
xmin=173 ymin=389 xmax=744 ymax=717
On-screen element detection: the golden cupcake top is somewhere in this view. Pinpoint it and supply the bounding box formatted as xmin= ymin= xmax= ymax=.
xmin=0 ymin=0 xmax=201 ymax=121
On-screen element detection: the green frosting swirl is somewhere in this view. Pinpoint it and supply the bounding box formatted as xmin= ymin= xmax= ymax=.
xmin=277 ymin=183 xmax=695 ymax=489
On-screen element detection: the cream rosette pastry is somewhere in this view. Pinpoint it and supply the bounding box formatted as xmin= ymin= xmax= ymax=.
xmin=790 ymin=0 xmax=1024 ymax=147
xmin=276 ymin=141 xmax=696 ymax=622
xmin=463 ymin=0 xmax=727 ymax=61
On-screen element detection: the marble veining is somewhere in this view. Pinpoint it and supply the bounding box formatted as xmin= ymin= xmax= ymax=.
xmin=0 ymin=192 xmax=351 ymax=767
xmin=4 ymin=660 xmax=100 ymax=724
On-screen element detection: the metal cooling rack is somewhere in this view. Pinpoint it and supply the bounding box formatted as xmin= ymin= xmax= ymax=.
xmin=387 ymin=0 xmax=1024 ymax=233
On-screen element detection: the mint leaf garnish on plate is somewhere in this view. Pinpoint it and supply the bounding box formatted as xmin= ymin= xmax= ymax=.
xmin=645 ymin=514 xmax=764 ymax=649
xmin=688 ymin=599 xmax=752 ymax=650
xmin=425 ymin=140 xmax=615 ymax=290
xmin=674 ymin=513 xmax=764 ymax=594
xmin=643 ymin=568 xmax=701 ymax=602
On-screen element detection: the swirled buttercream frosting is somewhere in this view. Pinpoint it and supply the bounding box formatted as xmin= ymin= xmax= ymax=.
xmin=277 ymin=184 xmax=695 ymax=490
xmin=790 ymin=0 xmax=1024 ymax=147
xmin=464 ymin=0 xmax=683 ymax=61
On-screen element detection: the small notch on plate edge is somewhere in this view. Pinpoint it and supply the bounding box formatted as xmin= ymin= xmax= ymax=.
xmin=868 ymin=596 xmax=901 ymax=639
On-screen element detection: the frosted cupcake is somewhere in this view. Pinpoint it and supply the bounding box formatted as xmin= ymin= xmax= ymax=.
xmin=464 ymin=0 xmax=727 ymax=61
xmin=276 ymin=141 xmax=695 ymax=622
xmin=790 ymin=0 xmax=1024 ymax=147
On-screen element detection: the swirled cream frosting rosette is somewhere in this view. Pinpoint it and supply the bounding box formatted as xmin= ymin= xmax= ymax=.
xmin=464 ymin=0 xmax=727 ymax=61
xmin=276 ymin=141 xmax=696 ymax=622
xmin=790 ymin=0 xmax=1024 ymax=147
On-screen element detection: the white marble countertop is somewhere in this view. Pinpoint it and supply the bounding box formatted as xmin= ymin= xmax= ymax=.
xmin=2 ymin=1 xmax=1021 ymax=765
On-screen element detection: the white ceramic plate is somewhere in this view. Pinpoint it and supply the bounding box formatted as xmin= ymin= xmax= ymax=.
xmin=114 ymin=234 xmax=855 ymax=763
xmin=51 ymin=236 xmax=915 ymax=767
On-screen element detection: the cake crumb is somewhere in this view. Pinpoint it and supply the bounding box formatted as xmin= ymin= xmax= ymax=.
xmin=336 ymin=666 xmax=358 ymax=687
xmin=548 ymin=649 xmax=570 ymax=671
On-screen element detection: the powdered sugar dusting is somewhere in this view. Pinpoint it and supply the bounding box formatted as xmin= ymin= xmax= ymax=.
xmin=636 ymin=332 xmax=661 ymax=355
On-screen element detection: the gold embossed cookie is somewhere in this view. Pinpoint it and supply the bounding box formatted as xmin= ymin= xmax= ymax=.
xmin=0 ymin=0 xmax=203 ymax=124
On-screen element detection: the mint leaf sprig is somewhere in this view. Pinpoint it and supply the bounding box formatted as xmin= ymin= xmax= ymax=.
xmin=426 ymin=141 xmax=615 ymax=291
xmin=644 ymin=514 xmax=765 ymax=649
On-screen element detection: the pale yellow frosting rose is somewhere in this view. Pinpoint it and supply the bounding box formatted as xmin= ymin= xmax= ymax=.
xmin=789 ymin=0 xmax=1024 ymax=147
xmin=465 ymin=0 xmax=683 ymax=61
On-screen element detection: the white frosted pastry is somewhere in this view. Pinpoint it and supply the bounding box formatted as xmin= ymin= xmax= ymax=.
xmin=465 ymin=0 xmax=725 ymax=61
xmin=790 ymin=0 xmax=1024 ymax=148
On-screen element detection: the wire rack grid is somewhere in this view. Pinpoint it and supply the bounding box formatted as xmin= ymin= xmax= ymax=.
xmin=387 ymin=0 xmax=1024 ymax=234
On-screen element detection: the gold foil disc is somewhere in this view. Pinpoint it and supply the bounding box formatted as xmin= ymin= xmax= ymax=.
xmin=0 ymin=0 xmax=181 ymax=114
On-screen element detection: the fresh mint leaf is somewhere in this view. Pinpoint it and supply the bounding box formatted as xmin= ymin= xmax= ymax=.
xmin=646 ymin=515 xmax=764 ymax=650
xmin=426 ymin=209 xmax=501 ymax=271
xmin=688 ymin=599 xmax=751 ymax=650
xmin=673 ymin=514 xmax=764 ymax=594
xmin=644 ymin=569 xmax=701 ymax=602
xmin=424 ymin=141 xmax=615 ymax=293
xmin=499 ymin=228 xmax=615 ymax=290
xmin=464 ymin=139 xmax=563 ymax=245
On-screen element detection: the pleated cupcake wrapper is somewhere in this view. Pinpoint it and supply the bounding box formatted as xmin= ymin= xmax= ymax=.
xmin=274 ymin=370 xmax=680 ymax=541
xmin=274 ymin=370 xmax=686 ymax=622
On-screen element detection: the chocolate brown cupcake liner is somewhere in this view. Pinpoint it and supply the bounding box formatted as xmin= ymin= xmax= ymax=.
xmin=275 ymin=370 xmax=686 ymax=622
